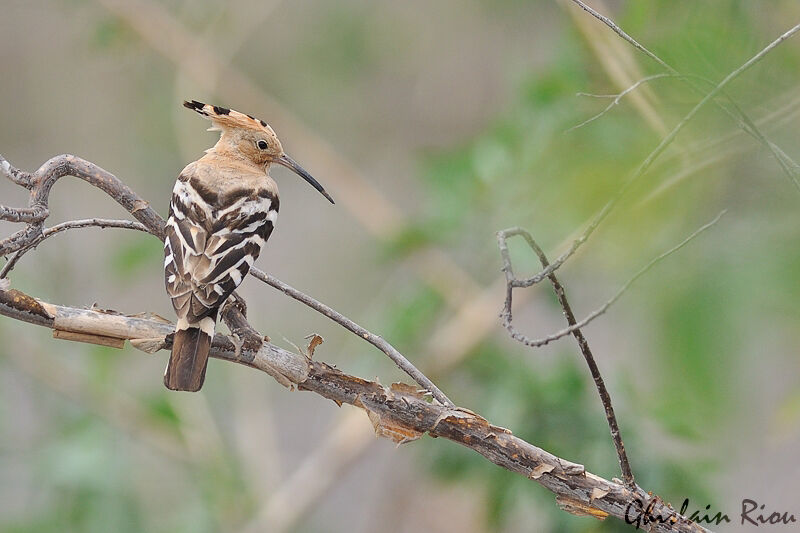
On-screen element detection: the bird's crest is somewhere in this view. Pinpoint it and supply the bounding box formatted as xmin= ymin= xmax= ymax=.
xmin=183 ymin=100 xmax=274 ymax=134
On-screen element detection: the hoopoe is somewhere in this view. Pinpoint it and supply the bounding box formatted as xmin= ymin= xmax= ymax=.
xmin=163 ymin=100 xmax=334 ymax=391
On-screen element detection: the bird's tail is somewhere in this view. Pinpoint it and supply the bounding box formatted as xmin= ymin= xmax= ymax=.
xmin=164 ymin=317 xmax=214 ymax=392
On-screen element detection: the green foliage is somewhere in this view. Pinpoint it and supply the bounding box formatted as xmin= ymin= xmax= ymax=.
xmin=141 ymin=394 xmax=182 ymax=428
xmin=650 ymin=275 xmax=735 ymax=439
xmin=383 ymin=285 xmax=445 ymax=352
xmin=90 ymin=16 xmax=135 ymax=51
xmin=24 ymin=418 xmax=144 ymax=533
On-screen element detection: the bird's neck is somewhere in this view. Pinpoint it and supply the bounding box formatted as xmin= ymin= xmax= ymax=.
xmin=208 ymin=134 xmax=242 ymax=160
xmin=204 ymin=138 xmax=265 ymax=175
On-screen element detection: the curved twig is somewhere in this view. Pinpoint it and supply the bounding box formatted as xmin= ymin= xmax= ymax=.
xmin=1 ymin=218 xmax=149 ymax=278
xmin=498 ymin=211 xmax=726 ymax=347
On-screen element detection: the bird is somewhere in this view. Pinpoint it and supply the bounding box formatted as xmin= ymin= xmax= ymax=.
xmin=163 ymin=100 xmax=334 ymax=392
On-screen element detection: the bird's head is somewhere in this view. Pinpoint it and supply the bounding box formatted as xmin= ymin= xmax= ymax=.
xmin=183 ymin=100 xmax=334 ymax=204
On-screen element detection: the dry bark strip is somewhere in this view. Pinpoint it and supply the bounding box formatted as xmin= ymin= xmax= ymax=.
xmin=0 ymin=287 xmax=709 ymax=533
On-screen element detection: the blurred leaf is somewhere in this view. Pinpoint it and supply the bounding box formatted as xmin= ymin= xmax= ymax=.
xmin=650 ymin=272 xmax=735 ymax=439
xmin=383 ymin=285 xmax=444 ymax=352
xmin=90 ymin=16 xmax=134 ymax=50
xmin=379 ymin=225 xmax=437 ymax=260
xmin=87 ymin=344 xmax=120 ymax=386
xmin=141 ymin=394 xmax=181 ymax=428
xmin=110 ymin=234 xmax=161 ymax=280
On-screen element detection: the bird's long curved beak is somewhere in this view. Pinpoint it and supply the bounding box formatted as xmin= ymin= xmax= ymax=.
xmin=277 ymin=154 xmax=335 ymax=204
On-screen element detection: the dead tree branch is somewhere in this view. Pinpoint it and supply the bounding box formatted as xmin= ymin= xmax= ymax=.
xmin=0 ymin=286 xmax=709 ymax=533
xmin=0 ymin=218 xmax=149 ymax=278
xmin=0 ymin=152 xmax=712 ymax=531
xmin=497 ymin=227 xmax=634 ymax=487
xmin=498 ymin=211 xmax=725 ymax=348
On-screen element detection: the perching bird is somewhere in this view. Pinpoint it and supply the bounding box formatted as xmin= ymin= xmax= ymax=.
xmin=163 ymin=100 xmax=334 ymax=391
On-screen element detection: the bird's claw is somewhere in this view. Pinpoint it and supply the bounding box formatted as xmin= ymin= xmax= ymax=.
xmin=231 ymin=333 xmax=244 ymax=359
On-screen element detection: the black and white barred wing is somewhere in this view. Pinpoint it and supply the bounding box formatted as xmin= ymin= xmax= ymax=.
xmin=164 ymin=170 xmax=277 ymax=328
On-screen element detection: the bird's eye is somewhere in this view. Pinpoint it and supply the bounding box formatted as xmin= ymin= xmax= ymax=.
xmin=257 ymin=140 xmax=269 ymax=150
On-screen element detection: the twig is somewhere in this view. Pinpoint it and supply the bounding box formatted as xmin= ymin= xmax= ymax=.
xmin=643 ymin=91 xmax=800 ymax=201
xmin=568 ymin=74 xmax=674 ymax=132
xmin=0 ymin=153 xmax=33 ymax=188
xmin=1 ymin=218 xmax=149 ymax=278
xmin=570 ymin=72 xmax=730 ymax=134
xmin=249 ymin=268 xmax=454 ymax=407
xmin=0 ymin=285 xmax=710 ymax=533
xmin=568 ymin=0 xmax=672 ymax=71
xmin=569 ymin=0 xmax=800 ymax=192
xmin=561 ymin=0 xmax=668 ymax=137
xmin=496 ymin=228 xmax=635 ymax=487
xmin=498 ymin=211 xmax=726 ymax=348
xmin=518 ymin=19 xmax=800 ymax=289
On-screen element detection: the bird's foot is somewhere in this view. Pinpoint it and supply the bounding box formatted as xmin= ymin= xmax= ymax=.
xmin=231 ymin=333 xmax=244 ymax=360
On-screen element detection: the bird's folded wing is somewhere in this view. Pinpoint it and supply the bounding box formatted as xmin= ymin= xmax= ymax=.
xmin=164 ymin=166 xmax=276 ymax=325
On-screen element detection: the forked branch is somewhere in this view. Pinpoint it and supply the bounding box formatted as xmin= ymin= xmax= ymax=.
xmin=497 ymin=227 xmax=634 ymax=487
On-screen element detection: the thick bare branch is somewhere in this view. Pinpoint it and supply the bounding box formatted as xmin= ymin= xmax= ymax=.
xmin=0 ymin=285 xmax=709 ymax=533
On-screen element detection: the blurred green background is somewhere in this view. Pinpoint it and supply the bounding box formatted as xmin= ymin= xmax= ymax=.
xmin=1 ymin=1 xmax=799 ymax=531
